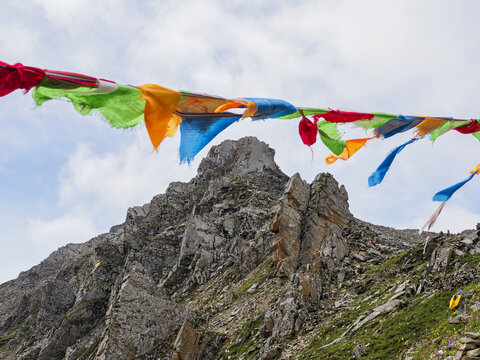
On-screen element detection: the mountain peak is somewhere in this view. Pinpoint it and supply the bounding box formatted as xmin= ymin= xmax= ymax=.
xmin=197 ymin=136 xmax=283 ymax=178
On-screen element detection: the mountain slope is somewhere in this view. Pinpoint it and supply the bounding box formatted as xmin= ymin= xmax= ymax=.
xmin=1 ymin=137 xmax=477 ymax=360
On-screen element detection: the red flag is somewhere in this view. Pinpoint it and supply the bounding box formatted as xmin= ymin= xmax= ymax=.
xmin=453 ymin=119 xmax=480 ymax=134
xmin=298 ymin=116 xmax=317 ymax=146
xmin=313 ymin=109 xmax=374 ymax=123
xmin=0 ymin=61 xmax=45 ymax=97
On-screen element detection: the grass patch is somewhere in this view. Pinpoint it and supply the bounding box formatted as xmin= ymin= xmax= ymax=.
xmin=221 ymin=311 xmax=265 ymax=360
xmin=458 ymin=253 xmax=480 ymax=268
xmin=408 ymin=283 xmax=480 ymax=358
xmin=299 ymin=290 xmax=453 ymax=360
xmin=234 ymin=260 xmax=274 ymax=299
xmin=0 ymin=319 xmax=27 ymax=352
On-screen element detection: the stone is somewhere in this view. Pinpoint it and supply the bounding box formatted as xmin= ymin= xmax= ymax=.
xmin=353 ymin=254 xmax=366 ymax=262
xmin=395 ymin=280 xmax=410 ymax=293
xmin=246 ymin=283 xmax=258 ymax=294
xmin=263 ymin=296 xmax=306 ymax=342
xmin=458 ymin=342 xmax=479 ymax=351
xmin=430 ymin=247 xmax=453 ymax=271
xmin=95 ymin=261 xmax=191 ymax=360
xmin=260 ymin=346 xmax=281 ymax=360
xmin=461 ymin=337 xmax=480 ymax=345
xmin=172 ymin=322 xmax=200 ymax=360
xmin=350 ymin=300 xmax=402 ymax=333
xmin=353 ymin=343 xmax=367 ymax=359
xmin=416 ymin=284 xmax=423 ymax=295
xmin=271 ymin=173 xmax=310 ymax=278
xmin=388 ymin=291 xmax=405 ymax=302
xmin=455 ymin=249 xmax=466 ymax=257
xmin=297 ymin=273 xmax=321 ymax=304
xmin=468 ymin=348 xmax=480 ymax=356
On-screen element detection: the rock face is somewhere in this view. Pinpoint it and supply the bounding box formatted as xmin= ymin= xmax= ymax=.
xmin=0 ymin=136 xmax=431 ymax=359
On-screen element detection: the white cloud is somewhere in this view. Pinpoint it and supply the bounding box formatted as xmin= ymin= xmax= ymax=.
xmin=0 ymin=22 xmax=40 ymax=61
xmin=398 ymin=203 xmax=480 ymax=234
xmin=57 ymin=131 xmax=198 ymax=222
xmin=27 ymin=214 xmax=98 ymax=247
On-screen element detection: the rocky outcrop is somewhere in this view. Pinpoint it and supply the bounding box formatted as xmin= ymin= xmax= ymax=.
xmin=271 ymin=173 xmax=310 ymax=278
xmin=95 ymin=261 xmax=191 ymax=360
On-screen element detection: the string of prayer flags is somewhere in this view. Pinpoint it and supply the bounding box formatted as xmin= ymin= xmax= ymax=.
xmin=317 ymin=121 xmax=346 ymax=155
xmin=33 ymin=81 xmax=146 ymax=129
xmin=415 ymin=117 xmax=448 ymax=137
xmin=374 ymin=116 xmax=423 ymax=138
xmin=138 ymin=84 xmax=182 ymax=149
xmin=243 ymin=97 xmax=297 ymax=120
xmin=430 ymin=120 xmax=468 ymax=141
xmin=179 ymin=114 xmax=241 ymax=164
xmin=1 ymin=60 xmax=479 ymax=232
xmin=312 ymin=109 xmax=374 ymax=123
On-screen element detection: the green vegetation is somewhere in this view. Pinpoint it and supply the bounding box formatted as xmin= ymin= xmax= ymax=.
xmin=300 ymin=288 xmax=453 ymax=359
xmin=295 ymin=244 xmax=480 ymax=359
xmin=0 ymin=321 xmax=24 ymax=352
xmin=0 ymin=332 xmax=15 ymax=351
xmin=408 ymin=283 xmax=480 ymax=359
xmin=297 ymin=245 xmax=478 ymax=360
xmin=222 ymin=311 xmax=265 ymax=360
xmin=234 ymin=260 xmax=274 ymax=299
xmin=458 ymin=253 xmax=480 ymax=268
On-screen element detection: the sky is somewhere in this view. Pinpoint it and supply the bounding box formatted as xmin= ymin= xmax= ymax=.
xmin=1 ymin=0 xmax=480 ymax=283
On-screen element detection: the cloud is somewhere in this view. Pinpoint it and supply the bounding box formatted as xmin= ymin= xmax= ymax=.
xmin=27 ymin=214 xmax=98 ymax=247
xmin=57 ymin=131 xmax=198 ymax=223
xmin=397 ymin=202 xmax=480 ymax=234
xmin=0 ymin=21 xmax=40 ymax=62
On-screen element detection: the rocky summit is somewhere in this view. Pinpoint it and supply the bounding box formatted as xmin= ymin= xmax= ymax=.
xmin=1 ymin=136 xmax=480 ymax=360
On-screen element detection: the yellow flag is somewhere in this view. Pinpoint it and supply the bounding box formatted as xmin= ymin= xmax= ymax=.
xmin=449 ymin=294 xmax=461 ymax=309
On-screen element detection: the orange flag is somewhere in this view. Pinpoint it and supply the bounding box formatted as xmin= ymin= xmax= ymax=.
xmin=470 ymin=163 xmax=480 ymax=175
xmin=325 ymin=137 xmax=372 ymax=164
xmin=416 ymin=117 xmax=447 ymax=136
xmin=215 ymin=98 xmax=257 ymax=118
xmin=138 ymin=84 xmax=182 ymax=149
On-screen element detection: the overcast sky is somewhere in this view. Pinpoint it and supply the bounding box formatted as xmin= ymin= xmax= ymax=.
xmin=1 ymin=0 xmax=479 ymax=283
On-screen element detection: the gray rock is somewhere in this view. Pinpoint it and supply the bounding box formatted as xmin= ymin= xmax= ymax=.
xmin=430 ymin=246 xmax=453 ymax=271
xmin=173 ymin=321 xmax=200 ymax=360
xmin=246 ymin=283 xmax=258 ymax=294
xmin=350 ymin=299 xmax=402 ymax=334
xmin=395 ymin=280 xmax=410 ymax=293
xmin=353 ymin=343 xmax=367 ymax=359
xmin=271 ymin=173 xmax=310 ymax=278
xmin=95 ymin=261 xmax=191 ymax=360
